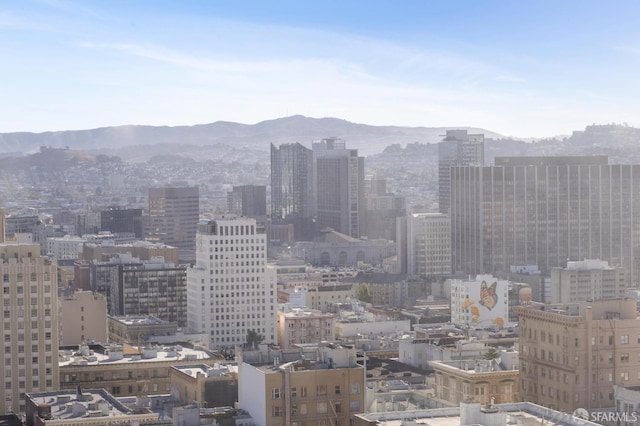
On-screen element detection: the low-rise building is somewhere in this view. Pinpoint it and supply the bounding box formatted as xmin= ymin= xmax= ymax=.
xmin=107 ymin=315 xmax=178 ymax=343
xmin=431 ymin=350 xmax=520 ymax=405
xmin=25 ymin=388 xmax=162 ymax=426
xmin=277 ymin=308 xmax=335 ymax=348
xmin=169 ymin=363 xmax=238 ymax=408
xmin=238 ymin=343 xmax=365 ymax=426
xmin=58 ymin=343 xmax=218 ymax=398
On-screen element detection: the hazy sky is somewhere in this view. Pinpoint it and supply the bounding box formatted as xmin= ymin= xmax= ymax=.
xmin=2 ymin=0 xmax=639 ymax=137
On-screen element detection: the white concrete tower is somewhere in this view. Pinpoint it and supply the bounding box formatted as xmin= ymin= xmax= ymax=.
xmin=187 ymin=215 xmax=276 ymax=349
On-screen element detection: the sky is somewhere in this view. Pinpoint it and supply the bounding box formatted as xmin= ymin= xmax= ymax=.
xmin=1 ymin=0 xmax=640 ymax=138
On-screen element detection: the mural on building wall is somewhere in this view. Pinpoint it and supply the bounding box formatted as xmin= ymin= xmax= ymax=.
xmin=458 ymin=277 xmax=507 ymax=328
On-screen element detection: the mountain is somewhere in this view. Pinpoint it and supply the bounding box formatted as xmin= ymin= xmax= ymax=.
xmin=0 ymin=115 xmax=503 ymax=156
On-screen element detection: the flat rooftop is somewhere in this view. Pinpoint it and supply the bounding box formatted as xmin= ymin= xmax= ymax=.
xmin=27 ymin=389 xmax=156 ymax=422
xmin=173 ymin=363 xmax=238 ymax=378
xmin=59 ymin=344 xmax=212 ymax=367
xmin=109 ymin=315 xmax=173 ymax=326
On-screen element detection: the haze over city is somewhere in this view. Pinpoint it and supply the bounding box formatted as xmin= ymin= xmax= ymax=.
xmin=2 ymin=0 xmax=640 ymax=137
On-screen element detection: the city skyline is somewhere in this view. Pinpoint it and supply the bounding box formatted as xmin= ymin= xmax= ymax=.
xmin=2 ymin=1 xmax=639 ymax=138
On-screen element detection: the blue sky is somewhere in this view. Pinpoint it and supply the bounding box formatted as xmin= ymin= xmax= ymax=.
xmin=1 ymin=0 xmax=639 ymax=137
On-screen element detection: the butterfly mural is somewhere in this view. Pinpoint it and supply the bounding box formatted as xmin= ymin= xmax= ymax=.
xmin=479 ymin=280 xmax=498 ymax=311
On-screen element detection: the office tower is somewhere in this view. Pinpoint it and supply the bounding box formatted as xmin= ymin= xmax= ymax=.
xmin=398 ymin=212 xmax=451 ymax=277
xmin=0 ymin=208 xmax=5 ymax=243
xmin=75 ymin=211 xmax=100 ymax=236
xmin=451 ymin=156 xmax=640 ymax=282
xmin=100 ymin=207 xmax=143 ymax=238
xmin=270 ymin=143 xmax=315 ymax=241
xmin=438 ymin=129 xmax=484 ymax=214
xmin=238 ymin=344 xmax=365 ymax=426
xmin=90 ymin=254 xmax=188 ymax=326
xmin=551 ymin=259 xmax=626 ymax=303
xmin=0 ymin=244 xmax=58 ymax=414
xmin=186 ymin=216 xmax=276 ymax=349
xmin=363 ymin=175 xmax=406 ymax=241
xmin=146 ymin=186 xmax=199 ymax=261
xmin=227 ymin=185 xmax=267 ymax=225
xmin=313 ymin=137 xmax=365 ymax=238
xmin=515 ymin=299 xmax=640 ymax=413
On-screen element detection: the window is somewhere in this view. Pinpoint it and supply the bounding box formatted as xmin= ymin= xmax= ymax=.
xmin=316 ymin=385 xmax=327 ymax=396
xmin=350 ymin=400 xmax=361 ymax=411
xmin=272 ymin=406 xmax=282 ymax=417
xmin=272 ymin=388 xmax=281 ymax=399
xmin=335 ymin=385 xmax=341 ymax=395
xmin=621 ymin=353 xmax=630 ymax=362
xmin=317 ymin=402 xmax=327 ymax=414
xmin=291 ymin=387 xmax=297 ymax=398
xmin=622 ymin=335 xmax=629 ymax=344
xmin=351 ymin=383 xmax=360 ymax=394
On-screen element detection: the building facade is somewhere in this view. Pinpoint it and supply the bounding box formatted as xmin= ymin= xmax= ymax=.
xmin=451 ymin=156 xmax=640 ymax=283
xmin=187 ymin=216 xmax=277 ymax=349
xmin=277 ymin=308 xmax=336 ymax=348
xmin=146 ymin=186 xmax=199 ymax=262
xmin=100 ymin=207 xmax=143 ymax=238
xmin=270 ymin=143 xmax=316 ymax=241
xmin=451 ymin=275 xmax=509 ymax=329
xmin=227 ymin=185 xmax=267 ymax=226
xmin=0 ymin=244 xmax=59 ymax=414
xmin=551 ymin=259 xmax=627 ymax=303
xmin=59 ymin=291 xmax=107 ymax=346
xmin=238 ymin=344 xmax=365 ymax=426
xmin=398 ymin=212 xmax=451 ymax=277
xmin=515 ymin=299 xmax=640 ymax=413
xmin=438 ymin=129 xmax=484 ymax=214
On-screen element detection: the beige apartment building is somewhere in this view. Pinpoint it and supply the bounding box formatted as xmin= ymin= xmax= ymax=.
xmin=431 ymin=350 xmax=520 ymax=406
xmin=277 ymin=308 xmax=336 ymax=348
xmin=239 ymin=344 xmax=365 ymax=426
xmin=551 ymin=259 xmax=627 ymax=303
xmin=515 ymin=298 xmax=640 ymax=413
xmin=0 ymin=243 xmax=59 ymax=414
xmin=59 ymin=290 xmax=107 ymax=346
xmin=169 ymin=363 xmax=238 ymax=408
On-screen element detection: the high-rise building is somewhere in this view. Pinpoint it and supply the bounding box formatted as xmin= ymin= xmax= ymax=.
xmin=0 ymin=244 xmax=59 ymax=414
xmin=187 ymin=216 xmax=276 ymax=349
xmin=451 ymin=156 xmax=640 ymax=282
xmin=100 ymin=207 xmax=143 ymax=238
xmin=146 ymin=186 xmax=199 ymax=262
xmin=227 ymin=185 xmax=267 ymax=225
xmin=515 ymin=299 xmax=640 ymax=413
xmin=438 ymin=129 xmax=484 ymax=214
xmin=397 ymin=212 xmax=451 ymax=277
xmin=313 ymin=138 xmax=365 ymax=238
xmin=363 ymin=175 xmax=406 ymax=241
xmin=270 ymin=143 xmax=315 ymax=241
xmin=551 ymin=259 xmax=627 ymax=303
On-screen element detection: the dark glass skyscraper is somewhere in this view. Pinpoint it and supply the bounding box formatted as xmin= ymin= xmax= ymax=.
xmin=270 ymin=143 xmax=315 ymax=241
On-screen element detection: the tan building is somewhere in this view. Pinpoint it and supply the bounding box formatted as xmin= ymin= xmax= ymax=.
xmin=239 ymin=344 xmax=365 ymax=426
xmin=515 ymin=298 xmax=640 ymax=413
xmin=108 ymin=315 xmax=178 ymax=343
xmin=551 ymin=259 xmax=627 ymax=303
xmin=277 ymin=308 xmax=335 ymax=348
xmin=169 ymin=363 xmax=238 ymax=408
xmin=59 ymin=343 xmax=218 ymax=398
xmin=432 ymin=351 xmax=520 ymax=406
xmin=0 ymin=243 xmax=59 ymax=414
xmin=59 ymin=291 xmax=107 ymax=346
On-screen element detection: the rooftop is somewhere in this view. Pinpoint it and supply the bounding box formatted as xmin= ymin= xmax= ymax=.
xmin=108 ymin=315 xmax=172 ymax=326
xmin=172 ymin=363 xmax=238 ymax=378
xmin=59 ymin=344 xmax=212 ymax=367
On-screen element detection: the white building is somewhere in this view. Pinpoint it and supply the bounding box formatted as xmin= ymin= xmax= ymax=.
xmin=187 ymin=216 xmax=277 ymax=349
xmin=46 ymin=235 xmax=86 ymax=260
xmin=551 ymin=259 xmax=627 ymax=303
xmin=451 ymin=274 xmax=509 ymax=329
xmin=397 ymin=212 xmax=451 ymax=277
